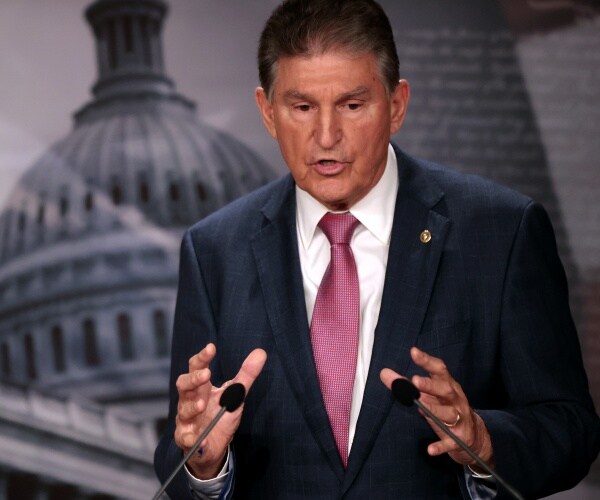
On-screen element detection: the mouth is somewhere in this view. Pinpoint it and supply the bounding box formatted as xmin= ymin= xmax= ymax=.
xmin=312 ymin=159 xmax=347 ymax=175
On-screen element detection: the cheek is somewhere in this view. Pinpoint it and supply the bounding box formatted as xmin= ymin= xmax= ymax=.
xmin=278 ymin=137 xmax=304 ymax=166
xmin=350 ymin=123 xmax=387 ymax=156
xmin=278 ymin=144 xmax=310 ymax=182
xmin=350 ymin=109 xmax=387 ymax=139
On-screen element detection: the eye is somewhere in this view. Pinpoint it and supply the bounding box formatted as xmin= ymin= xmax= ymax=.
xmin=345 ymin=102 xmax=363 ymax=111
xmin=294 ymin=104 xmax=312 ymax=112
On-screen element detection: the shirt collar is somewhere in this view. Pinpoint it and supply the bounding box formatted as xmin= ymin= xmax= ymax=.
xmin=296 ymin=144 xmax=398 ymax=249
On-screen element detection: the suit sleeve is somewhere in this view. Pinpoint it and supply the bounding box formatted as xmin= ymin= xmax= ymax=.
xmin=153 ymin=229 xmax=233 ymax=500
xmin=477 ymin=201 xmax=600 ymax=499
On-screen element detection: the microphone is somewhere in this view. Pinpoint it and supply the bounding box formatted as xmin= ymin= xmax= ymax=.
xmin=152 ymin=383 xmax=246 ymax=500
xmin=391 ymin=378 xmax=525 ymax=500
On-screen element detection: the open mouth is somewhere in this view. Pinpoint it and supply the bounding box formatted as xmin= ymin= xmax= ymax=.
xmin=312 ymin=159 xmax=347 ymax=176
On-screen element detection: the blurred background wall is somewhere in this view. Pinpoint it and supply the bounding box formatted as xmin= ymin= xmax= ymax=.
xmin=0 ymin=1 xmax=597 ymax=498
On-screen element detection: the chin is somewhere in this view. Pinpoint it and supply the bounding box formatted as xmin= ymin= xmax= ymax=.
xmin=320 ymin=196 xmax=351 ymax=212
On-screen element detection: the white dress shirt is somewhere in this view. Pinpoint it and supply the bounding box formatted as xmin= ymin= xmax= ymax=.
xmin=296 ymin=144 xmax=398 ymax=453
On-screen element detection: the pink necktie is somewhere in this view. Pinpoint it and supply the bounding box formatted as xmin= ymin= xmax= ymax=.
xmin=310 ymin=212 xmax=360 ymax=468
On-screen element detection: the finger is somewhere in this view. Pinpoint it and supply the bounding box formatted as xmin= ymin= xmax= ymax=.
xmin=410 ymin=347 xmax=467 ymax=406
xmin=178 ymin=396 xmax=208 ymax=421
xmin=379 ymin=367 xmax=403 ymax=390
xmin=188 ymin=343 xmax=217 ymax=372
xmin=175 ymin=412 xmax=201 ymax=443
xmin=427 ymin=436 xmax=460 ymax=457
xmin=413 ymin=373 xmax=470 ymax=411
xmin=232 ymin=348 xmax=267 ymax=391
xmin=176 ymin=368 xmax=212 ymax=394
xmin=417 ymin=402 xmax=462 ymax=429
xmin=410 ymin=347 xmax=451 ymax=380
xmin=412 ymin=374 xmax=455 ymax=402
xmin=175 ymin=421 xmax=202 ymax=450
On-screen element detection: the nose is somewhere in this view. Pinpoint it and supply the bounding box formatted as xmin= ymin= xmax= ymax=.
xmin=314 ymin=108 xmax=342 ymax=149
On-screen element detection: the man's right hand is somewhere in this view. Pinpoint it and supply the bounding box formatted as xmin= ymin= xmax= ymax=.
xmin=174 ymin=343 xmax=267 ymax=479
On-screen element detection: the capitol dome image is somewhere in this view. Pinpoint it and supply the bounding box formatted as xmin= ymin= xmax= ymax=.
xmin=0 ymin=0 xmax=276 ymax=496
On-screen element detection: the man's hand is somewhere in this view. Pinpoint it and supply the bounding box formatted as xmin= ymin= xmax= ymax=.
xmin=174 ymin=343 xmax=267 ymax=479
xmin=380 ymin=347 xmax=494 ymax=471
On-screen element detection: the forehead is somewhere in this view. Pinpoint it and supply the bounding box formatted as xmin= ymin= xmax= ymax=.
xmin=272 ymin=51 xmax=384 ymax=97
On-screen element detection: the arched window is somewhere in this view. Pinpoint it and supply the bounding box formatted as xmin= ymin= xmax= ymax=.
xmin=37 ymin=201 xmax=46 ymax=226
xmin=37 ymin=203 xmax=45 ymax=226
xmin=108 ymin=19 xmax=118 ymax=69
xmin=117 ymin=313 xmax=134 ymax=360
xmin=59 ymin=192 xmax=69 ymax=218
xmin=51 ymin=325 xmax=66 ymax=373
xmin=17 ymin=210 xmax=26 ymax=250
xmin=83 ymin=318 xmax=100 ymax=366
xmin=139 ymin=178 xmax=150 ymax=204
xmin=36 ymin=194 xmax=46 ymax=243
xmin=84 ymin=191 xmax=94 ymax=212
xmin=140 ymin=18 xmax=152 ymax=66
xmin=169 ymin=182 xmax=180 ymax=202
xmin=123 ymin=16 xmax=134 ymax=52
xmin=196 ymin=183 xmax=207 ymax=202
xmin=0 ymin=214 xmax=11 ymax=260
xmin=18 ymin=210 xmax=26 ymax=234
xmin=153 ymin=310 xmax=169 ymax=357
xmin=24 ymin=334 xmax=36 ymax=380
xmin=111 ymin=184 xmax=123 ymax=205
xmin=1 ymin=342 xmax=10 ymax=380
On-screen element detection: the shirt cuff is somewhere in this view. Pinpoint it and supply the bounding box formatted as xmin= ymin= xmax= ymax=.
xmin=467 ymin=464 xmax=494 ymax=480
xmin=185 ymin=447 xmax=231 ymax=499
xmin=464 ymin=465 xmax=497 ymax=500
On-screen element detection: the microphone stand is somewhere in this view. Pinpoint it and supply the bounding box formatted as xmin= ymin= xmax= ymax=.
xmin=152 ymin=383 xmax=245 ymax=500
xmin=392 ymin=378 xmax=525 ymax=500
xmin=414 ymin=399 xmax=524 ymax=500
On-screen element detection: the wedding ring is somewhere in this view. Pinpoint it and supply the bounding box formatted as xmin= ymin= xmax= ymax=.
xmin=442 ymin=412 xmax=461 ymax=428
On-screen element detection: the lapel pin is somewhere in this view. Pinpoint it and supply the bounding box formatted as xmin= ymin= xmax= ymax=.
xmin=420 ymin=229 xmax=432 ymax=244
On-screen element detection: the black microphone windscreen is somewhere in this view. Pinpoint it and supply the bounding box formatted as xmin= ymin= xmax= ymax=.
xmin=391 ymin=378 xmax=420 ymax=406
xmin=219 ymin=382 xmax=246 ymax=411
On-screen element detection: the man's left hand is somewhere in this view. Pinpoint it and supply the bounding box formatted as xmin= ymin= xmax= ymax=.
xmin=380 ymin=347 xmax=494 ymax=471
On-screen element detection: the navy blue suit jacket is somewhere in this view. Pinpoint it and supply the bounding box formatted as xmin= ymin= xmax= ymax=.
xmin=155 ymin=146 xmax=600 ymax=499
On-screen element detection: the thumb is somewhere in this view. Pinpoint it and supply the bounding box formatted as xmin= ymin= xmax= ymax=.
xmin=233 ymin=348 xmax=267 ymax=393
xmin=380 ymin=367 xmax=402 ymax=391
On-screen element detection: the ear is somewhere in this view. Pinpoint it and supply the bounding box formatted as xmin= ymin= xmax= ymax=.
xmin=389 ymin=79 xmax=410 ymax=135
xmin=255 ymin=87 xmax=278 ymax=139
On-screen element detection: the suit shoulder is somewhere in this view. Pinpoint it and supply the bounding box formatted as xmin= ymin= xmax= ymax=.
xmin=184 ymin=174 xmax=292 ymax=244
xmin=404 ymin=152 xmax=533 ymax=215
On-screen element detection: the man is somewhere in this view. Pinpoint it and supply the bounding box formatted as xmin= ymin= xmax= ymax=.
xmin=154 ymin=0 xmax=600 ymax=498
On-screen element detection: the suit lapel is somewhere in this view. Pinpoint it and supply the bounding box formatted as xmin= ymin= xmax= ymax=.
xmin=342 ymin=151 xmax=451 ymax=493
xmin=250 ymin=177 xmax=345 ymax=481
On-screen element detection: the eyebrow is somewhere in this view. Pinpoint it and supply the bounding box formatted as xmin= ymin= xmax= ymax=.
xmin=282 ymin=86 xmax=371 ymax=103
xmin=338 ymin=86 xmax=371 ymax=101
xmin=282 ymin=90 xmax=312 ymax=101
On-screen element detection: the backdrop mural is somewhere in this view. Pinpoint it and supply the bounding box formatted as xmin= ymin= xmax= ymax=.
xmin=0 ymin=1 xmax=597 ymax=498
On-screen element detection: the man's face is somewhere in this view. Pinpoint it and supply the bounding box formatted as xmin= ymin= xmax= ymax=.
xmin=256 ymin=51 xmax=409 ymax=211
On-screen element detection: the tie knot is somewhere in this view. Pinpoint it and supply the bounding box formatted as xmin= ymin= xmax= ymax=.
xmin=318 ymin=212 xmax=359 ymax=245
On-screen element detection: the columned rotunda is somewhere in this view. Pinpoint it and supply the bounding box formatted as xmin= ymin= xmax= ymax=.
xmin=0 ymin=0 xmax=276 ymax=497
